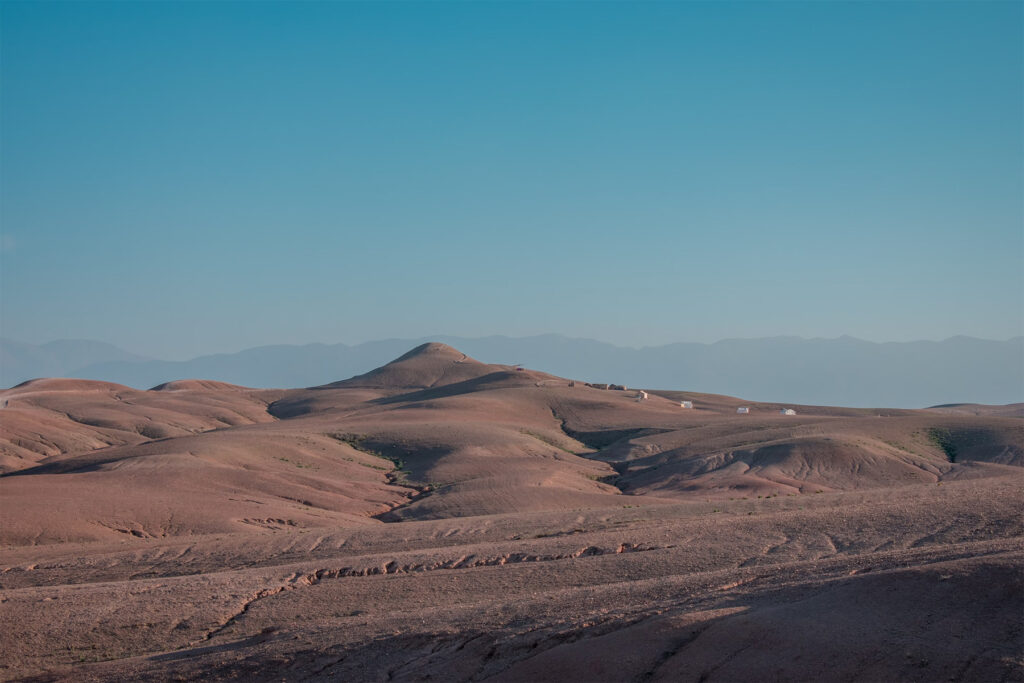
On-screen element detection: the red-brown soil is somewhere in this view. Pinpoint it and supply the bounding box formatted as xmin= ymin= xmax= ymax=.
xmin=1 ymin=343 xmax=1021 ymax=681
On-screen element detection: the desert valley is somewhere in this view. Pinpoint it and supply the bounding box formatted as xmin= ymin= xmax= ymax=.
xmin=0 ymin=342 xmax=1021 ymax=681
xmin=5 ymin=0 xmax=1022 ymax=679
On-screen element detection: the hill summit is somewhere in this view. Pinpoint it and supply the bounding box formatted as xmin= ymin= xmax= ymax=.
xmin=324 ymin=342 xmax=494 ymax=389
xmin=392 ymin=342 xmax=465 ymax=362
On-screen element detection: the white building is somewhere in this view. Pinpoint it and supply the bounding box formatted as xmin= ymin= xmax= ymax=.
xmin=780 ymin=408 xmax=796 ymax=416
xmin=736 ymin=406 xmax=750 ymax=414
xmin=636 ymin=390 xmax=649 ymax=402
xmin=680 ymin=400 xmax=693 ymax=409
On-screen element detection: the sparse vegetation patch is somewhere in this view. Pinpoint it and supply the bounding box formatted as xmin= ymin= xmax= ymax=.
xmin=329 ymin=433 xmax=416 ymax=484
xmin=927 ymin=428 xmax=959 ymax=463
xmin=519 ymin=428 xmax=583 ymax=455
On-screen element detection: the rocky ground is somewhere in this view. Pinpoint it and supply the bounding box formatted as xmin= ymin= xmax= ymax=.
xmin=2 ymin=344 xmax=1021 ymax=681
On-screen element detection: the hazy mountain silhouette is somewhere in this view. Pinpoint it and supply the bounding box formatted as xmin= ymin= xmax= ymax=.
xmin=0 ymin=338 xmax=150 ymax=387
xmin=1 ymin=334 xmax=1021 ymax=408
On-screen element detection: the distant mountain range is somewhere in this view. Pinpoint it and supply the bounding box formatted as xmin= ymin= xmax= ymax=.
xmin=1 ymin=334 xmax=1021 ymax=408
xmin=0 ymin=338 xmax=150 ymax=384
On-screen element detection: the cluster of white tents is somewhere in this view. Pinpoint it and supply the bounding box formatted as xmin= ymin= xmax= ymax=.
xmin=628 ymin=393 xmax=796 ymax=416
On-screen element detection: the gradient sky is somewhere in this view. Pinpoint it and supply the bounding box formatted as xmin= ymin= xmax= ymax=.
xmin=2 ymin=1 xmax=1021 ymax=360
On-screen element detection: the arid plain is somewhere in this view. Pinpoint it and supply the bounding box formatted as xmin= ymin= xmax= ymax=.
xmin=1 ymin=343 xmax=1021 ymax=681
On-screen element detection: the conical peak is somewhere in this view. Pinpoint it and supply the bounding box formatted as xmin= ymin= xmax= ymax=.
xmin=393 ymin=342 xmax=464 ymax=363
xmin=326 ymin=342 xmax=486 ymax=389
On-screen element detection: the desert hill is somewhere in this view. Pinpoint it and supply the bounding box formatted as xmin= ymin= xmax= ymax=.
xmin=925 ymin=402 xmax=1024 ymax=418
xmin=2 ymin=343 xmax=1021 ymax=538
xmin=324 ymin=342 xmax=499 ymax=390
xmin=5 ymin=334 xmax=1022 ymax=408
xmin=0 ymin=377 xmax=279 ymax=472
xmin=0 ymin=343 xmax=1021 ymax=680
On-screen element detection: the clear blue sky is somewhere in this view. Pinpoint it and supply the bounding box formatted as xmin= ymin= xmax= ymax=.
xmin=2 ymin=1 xmax=1021 ymax=359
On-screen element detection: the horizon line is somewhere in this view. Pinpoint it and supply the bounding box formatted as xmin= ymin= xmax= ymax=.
xmin=3 ymin=332 xmax=1023 ymax=363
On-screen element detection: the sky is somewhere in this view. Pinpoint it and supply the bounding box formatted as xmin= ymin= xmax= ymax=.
xmin=1 ymin=1 xmax=1021 ymax=360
